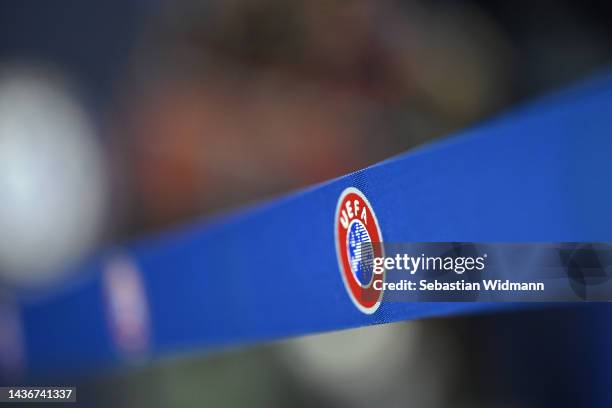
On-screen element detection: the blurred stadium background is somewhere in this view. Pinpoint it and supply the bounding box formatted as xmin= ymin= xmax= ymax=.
xmin=1 ymin=0 xmax=612 ymax=406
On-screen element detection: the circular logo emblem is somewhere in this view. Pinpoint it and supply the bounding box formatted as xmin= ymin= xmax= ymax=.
xmin=335 ymin=187 xmax=384 ymax=314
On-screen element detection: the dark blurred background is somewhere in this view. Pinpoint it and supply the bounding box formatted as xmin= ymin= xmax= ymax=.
xmin=0 ymin=0 xmax=611 ymax=407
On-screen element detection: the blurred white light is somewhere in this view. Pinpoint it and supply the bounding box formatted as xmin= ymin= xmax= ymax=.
xmin=282 ymin=324 xmax=413 ymax=405
xmin=0 ymin=67 xmax=108 ymax=287
xmin=281 ymin=322 xmax=454 ymax=407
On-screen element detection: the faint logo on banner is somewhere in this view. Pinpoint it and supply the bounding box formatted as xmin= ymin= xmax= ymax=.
xmin=0 ymin=293 xmax=25 ymax=382
xmin=103 ymin=256 xmax=151 ymax=360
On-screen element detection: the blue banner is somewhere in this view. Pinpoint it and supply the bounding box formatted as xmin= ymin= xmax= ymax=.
xmin=4 ymin=70 xmax=612 ymax=381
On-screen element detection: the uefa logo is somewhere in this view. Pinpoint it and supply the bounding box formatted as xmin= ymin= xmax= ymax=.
xmin=334 ymin=187 xmax=384 ymax=314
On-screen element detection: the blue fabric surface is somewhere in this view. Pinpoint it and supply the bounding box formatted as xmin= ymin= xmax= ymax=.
xmin=15 ymin=70 xmax=612 ymax=380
